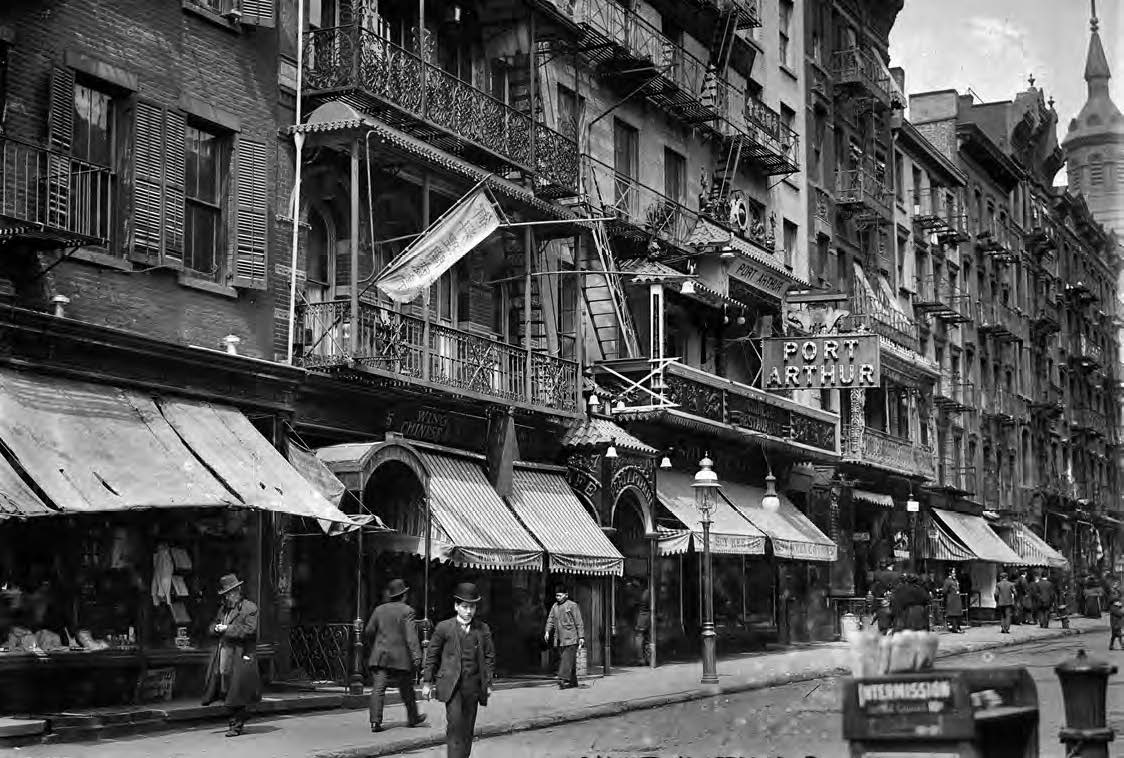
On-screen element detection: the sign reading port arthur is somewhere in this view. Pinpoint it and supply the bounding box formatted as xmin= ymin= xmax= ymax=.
xmin=761 ymin=334 xmax=880 ymax=390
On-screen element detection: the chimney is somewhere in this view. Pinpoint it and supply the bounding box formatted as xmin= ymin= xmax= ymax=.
xmin=51 ymin=294 xmax=70 ymax=318
xmin=222 ymin=335 xmax=241 ymax=355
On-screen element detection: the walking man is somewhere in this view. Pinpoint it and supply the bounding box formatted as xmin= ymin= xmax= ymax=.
xmin=1109 ymin=600 xmax=1123 ymax=650
xmin=942 ymin=570 xmax=964 ymax=633
xmin=422 ymin=583 xmax=495 ymax=758
xmin=365 ymin=578 xmax=426 ymax=733
xmin=994 ymin=572 xmax=1015 ymax=634
xmin=200 ymin=574 xmax=261 ymax=737
xmin=1015 ymin=570 xmax=1031 ymax=625
xmin=544 ymin=585 xmax=584 ymax=689
xmin=1032 ymin=571 xmax=1056 ymax=628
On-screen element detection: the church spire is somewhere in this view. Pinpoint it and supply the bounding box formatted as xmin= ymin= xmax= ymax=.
xmin=1085 ymin=0 xmax=1111 ymax=89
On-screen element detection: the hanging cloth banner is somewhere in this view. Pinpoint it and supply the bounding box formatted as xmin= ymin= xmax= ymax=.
xmin=375 ymin=189 xmax=501 ymax=303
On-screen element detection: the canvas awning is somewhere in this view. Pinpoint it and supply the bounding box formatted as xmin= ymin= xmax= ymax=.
xmin=655 ymin=470 xmax=766 ymax=555
xmin=852 ymin=489 xmax=895 ymax=508
xmin=0 ymin=453 xmax=51 ymax=518
xmin=919 ymin=512 xmax=976 ymax=561
xmin=410 ymin=452 xmax=543 ymax=571
xmin=930 ymin=508 xmax=1025 ymax=565
xmin=998 ymin=523 xmax=1069 ymax=569
xmin=719 ymin=481 xmax=837 ymax=562
xmin=506 ymin=466 xmax=624 ymax=576
xmin=0 ymin=369 xmax=241 ymax=512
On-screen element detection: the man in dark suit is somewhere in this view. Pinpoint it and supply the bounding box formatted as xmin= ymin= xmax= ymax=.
xmin=1032 ymin=571 xmax=1056 ymax=628
xmin=201 ymin=574 xmax=261 ymax=738
xmin=544 ymin=585 xmax=585 ymax=689
xmin=422 ymin=582 xmax=495 ymax=758
xmin=365 ymin=578 xmax=426 ymax=733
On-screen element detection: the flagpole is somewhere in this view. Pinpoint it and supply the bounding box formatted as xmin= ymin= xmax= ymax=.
xmin=284 ymin=0 xmax=306 ymax=365
xmin=422 ymin=173 xmax=432 ymax=384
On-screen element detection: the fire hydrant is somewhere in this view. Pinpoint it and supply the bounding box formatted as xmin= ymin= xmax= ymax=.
xmin=1055 ymin=648 xmax=1117 ymax=757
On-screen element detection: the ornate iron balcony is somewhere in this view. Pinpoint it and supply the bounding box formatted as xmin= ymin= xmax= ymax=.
xmin=843 ymin=424 xmax=935 ymax=480
xmin=584 ymin=155 xmax=699 ymax=254
xmin=721 ymin=97 xmax=800 ymax=175
xmin=834 ymin=167 xmax=891 ymax=220
xmin=831 ymin=47 xmax=897 ymax=109
xmin=591 ymin=359 xmax=840 ymax=457
xmin=302 ymin=27 xmax=578 ymax=197
xmin=842 ymin=294 xmax=918 ymax=353
xmin=296 ymin=300 xmax=579 ymax=416
xmin=1075 ymin=334 xmax=1104 ymax=368
xmin=0 ymin=136 xmax=114 ymax=248
xmin=572 ymin=0 xmax=727 ymax=125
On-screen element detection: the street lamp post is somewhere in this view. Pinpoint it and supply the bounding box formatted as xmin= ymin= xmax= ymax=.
xmin=692 ymin=455 xmax=721 ymax=685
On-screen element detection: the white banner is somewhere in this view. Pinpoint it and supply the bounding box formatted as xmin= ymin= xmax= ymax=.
xmin=375 ymin=190 xmax=500 ymax=303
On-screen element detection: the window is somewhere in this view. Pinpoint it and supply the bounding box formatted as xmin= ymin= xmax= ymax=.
xmin=613 ymin=118 xmax=639 ymax=215
xmin=55 ymin=75 xmax=119 ymax=244
xmin=663 ymin=147 xmax=686 ymax=205
xmin=184 ymin=124 xmax=226 ymax=278
xmin=779 ymin=0 xmax=793 ymax=68
xmin=894 ymin=152 xmax=904 ymax=202
xmin=557 ymin=84 xmax=584 ymax=142
xmin=782 ymin=219 xmax=797 ymax=268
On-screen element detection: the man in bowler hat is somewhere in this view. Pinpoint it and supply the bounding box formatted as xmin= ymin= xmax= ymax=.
xmin=201 ymin=573 xmax=261 ymax=737
xmin=365 ymin=578 xmax=426 ymax=733
xmin=544 ymin=585 xmax=584 ymax=689
xmin=422 ymin=583 xmax=495 ymax=758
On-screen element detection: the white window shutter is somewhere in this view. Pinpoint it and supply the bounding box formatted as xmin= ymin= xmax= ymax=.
xmin=233 ymin=138 xmax=269 ymax=289
xmin=46 ymin=66 xmax=75 ymax=231
xmin=129 ymin=102 xmax=167 ymax=264
xmin=239 ymin=0 xmax=275 ymax=27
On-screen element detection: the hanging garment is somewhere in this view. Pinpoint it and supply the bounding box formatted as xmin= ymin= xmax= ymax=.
xmin=151 ymin=544 xmax=174 ymax=607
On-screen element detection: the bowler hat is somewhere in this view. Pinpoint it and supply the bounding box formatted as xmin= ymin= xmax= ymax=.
xmin=385 ymin=578 xmax=409 ymax=599
xmin=218 ymin=574 xmax=243 ymax=595
xmin=554 ymin=585 xmax=568 ymax=595
xmin=453 ymin=582 xmax=481 ymax=603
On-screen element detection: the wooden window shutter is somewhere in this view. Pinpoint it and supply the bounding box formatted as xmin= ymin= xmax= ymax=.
xmin=46 ymin=66 xmax=75 ymax=231
xmin=233 ymin=138 xmax=268 ymax=289
xmin=240 ymin=0 xmax=276 ymax=27
xmin=128 ymin=102 xmax=186 ymax=265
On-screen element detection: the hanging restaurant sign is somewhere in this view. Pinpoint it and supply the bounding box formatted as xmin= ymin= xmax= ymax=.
xmin=761 ymin=334 xmax=880 ymax=390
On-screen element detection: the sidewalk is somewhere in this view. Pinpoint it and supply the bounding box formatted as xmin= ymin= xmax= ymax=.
xmin=8 ymin=617 xmax=1106 ymax=758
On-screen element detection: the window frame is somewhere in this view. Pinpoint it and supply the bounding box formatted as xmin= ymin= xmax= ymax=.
xmin=182 ymin=121 xmax=230 ymax=281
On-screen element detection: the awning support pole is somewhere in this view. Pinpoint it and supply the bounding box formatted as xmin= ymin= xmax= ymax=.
xmin=649 ymin=534 xmax=658 ymax=669
xmin=349 ymin=526 xmax=364 ymax=695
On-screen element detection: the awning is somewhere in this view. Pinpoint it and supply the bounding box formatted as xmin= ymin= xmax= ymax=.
xmin=286 ymin=442 xmax=385 ymax=535
xmin=506 ymin=466 xmax=624 ymax=576
xmin=998 ymin=523 xmax=1069 ymax=569
xmin=719 ymin=481 xmax=837 ymax=562
xmin=413 ymin=452 xmax=543 ymax=571
xmin=930 ymin=508 xmax=1026 ymax=565
xmin=852 ymin=489 xmax=895 ymax=508
xmin=0 ymin=454 xmax=51 ymax=518
xmin=920 ymin=512 xmax=976 ymax=561
xmin=159 ymin=399 xmax=353 ymax=525
xmin=0 ymin=369 xmax=239 ymax=512
xmin=656 ymin=470 xmax=765 ymax=555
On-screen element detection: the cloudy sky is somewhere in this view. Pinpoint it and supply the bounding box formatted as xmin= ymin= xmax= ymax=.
xmin=889 ymin=0 xmax=1123 ymax=168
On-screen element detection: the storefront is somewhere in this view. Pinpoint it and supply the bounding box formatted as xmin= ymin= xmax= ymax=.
xmin=0 ymin=367 xmax=353 ymax=714
xmin=848 ymin=489 xmax=900 ymax=596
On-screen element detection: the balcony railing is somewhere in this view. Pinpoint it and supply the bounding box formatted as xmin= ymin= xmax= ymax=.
xmin=975 ymin=219 xmax=1019 ymax=262
xmin=0 ymin=136 xmax=114 ymax=246
xmin=911 ymin=189 xmax=968 ymax=241
xmin=982 ymin=387 xmax=1023 ymax=422
xmin=302 ymin=27 xmax=578 ymax=196
xmin=572 ymin=0 xmax=725 ymax=124
xmin=592 ymin=359 xmax=840 ymax=456
xmin=842 ymin=425 xmax=935 ymax=480
xmin=584 ymin=155 xmax=698 ymax=253
xmin=935 ymin=461 xmax=976 ymax=494
xmin=297 ymin=300 xmax=579 ymax=415
xmin=1030 ymin=303 xmax=1060 ymax=334
xmin=976 ymin=301 xmax=1025 ymax=343
xmin=934 ymin=377 xmax=977 ymax=414
xmin=981 ymin=469 xmax=1017 ymax=512
xmin=731 ymin=97 xmax=801 ymax=175
xmin=843 ymin=295 xmax=919 ymax=353
xmin=831 ymin=47 xmax=897 ymax=108
xmin=1072 ymin=407 xmax=1108 ymax=438
xmin=1075 ymin=334 xmax=1105 ymax=367
xmin=913 ymin=277 xmax=972 ymax=324
xmin=835 ymin=168 xmax=891 ymax=219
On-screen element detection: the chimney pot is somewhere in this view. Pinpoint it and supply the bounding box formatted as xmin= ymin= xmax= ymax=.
xmin=51 ymin=294 xmax=70 ymax=318
xmin=222 ymin=335 xmax=242 ymax=355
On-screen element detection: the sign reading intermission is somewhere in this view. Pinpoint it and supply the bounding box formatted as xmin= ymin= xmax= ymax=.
xmin=761 ymin=335 xmax=880 ymax=390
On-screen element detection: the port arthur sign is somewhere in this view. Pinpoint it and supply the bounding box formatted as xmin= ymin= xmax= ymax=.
xmin=761 ymin=334 xmax=880 ymax=390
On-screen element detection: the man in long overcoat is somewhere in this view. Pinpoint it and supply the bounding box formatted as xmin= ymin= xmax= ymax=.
xmin=1031 ymin=571 xmax=1056 ymax=628
xmin=365 ymin=578 xmax=426 ymax=732
xmin=201 ymin=573 xmax=261 ymax=737
xmin=942 ymin=570 xmax=964 ymax=633
xmin=994 ymin=572 xmax=1016 ymax=633
xmin=544 ymin=585 xmax=585 ymax=689
xmin=422 ymin=583 xmax=495 ymax=758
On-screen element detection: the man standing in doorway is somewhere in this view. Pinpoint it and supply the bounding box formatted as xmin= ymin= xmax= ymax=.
xmin=544 ymin=586 xmax=584 ymax=689
xmin=365 ymin=578 xmax=426 ymax=733
xmin=994 ymin=572 xmax=1015 ymax=634
xmin=422 ymin=583 xmax=495 ymax=758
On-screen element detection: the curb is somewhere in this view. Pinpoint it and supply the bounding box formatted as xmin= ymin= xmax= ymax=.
xmin=314 ymin=625 xmax=1089 ymax=758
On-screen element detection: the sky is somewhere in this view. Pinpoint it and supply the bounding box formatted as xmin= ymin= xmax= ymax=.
xmin=889 ymin=0 xmax=1123 ymax=182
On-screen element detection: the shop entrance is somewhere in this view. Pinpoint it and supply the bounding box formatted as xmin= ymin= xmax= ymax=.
xmin=611 ymin=489 xmax=650 ymax=666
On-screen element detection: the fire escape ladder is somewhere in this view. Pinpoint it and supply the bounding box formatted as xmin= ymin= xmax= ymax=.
xmin=582 ymin=220 xmax=639 ymax=361
xmin=702 ymin=8 xmax=738 ymax=111
xmin=503 ymin=230 xmax=548 ymax=351
xmin=708 ymin=137 xmax=744 ymax=211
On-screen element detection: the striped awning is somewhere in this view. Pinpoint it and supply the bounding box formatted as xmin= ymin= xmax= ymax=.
xmin=999 ymin=523 xmax=1069 ymax=569
xmin=926 ymin=509 xmax=1025 ymax=565
xmin=720 ymin=481 xmax=837 ymax=562
xmin=0 ymin=453 xmax=51 ymax=518
xmin=506 ymin=467 xmax=624 ymax=576
xmin=919 ymin=512 xmax=977 ymax=561
xmin=416 ymin=453 xmax=543 ymax=571
xmin=656 ymin=470 xmax=766 ymax=556
xmin=852 ymin=489 xmax=895 ymax=508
